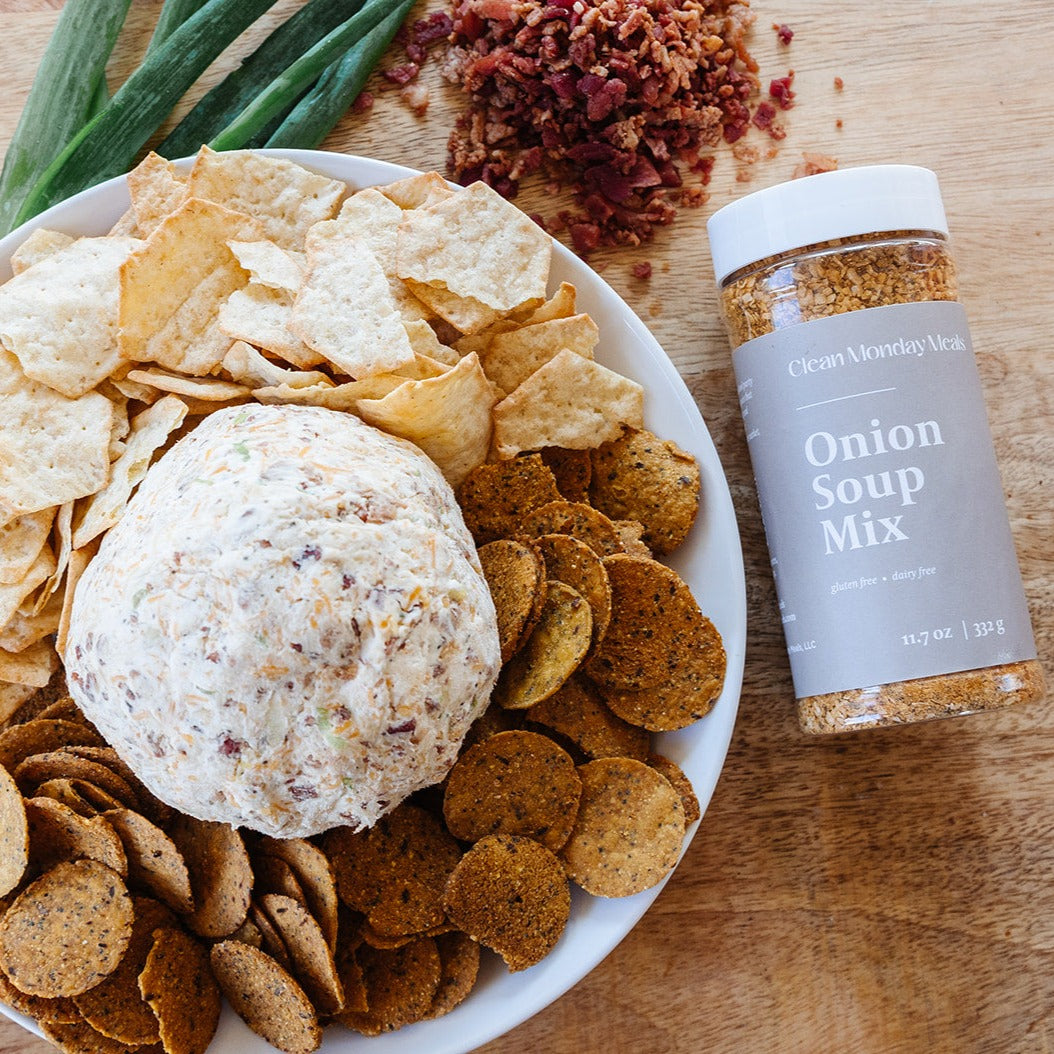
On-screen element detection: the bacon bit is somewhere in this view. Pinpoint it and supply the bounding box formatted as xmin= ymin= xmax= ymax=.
xmin=769 ymin=71 xmax=796 ymax=110
xmin=444 ymin=0 xmax=761 ymax=250
xmin=833 ymin=75 xmax=844 ymax=91
xmin=387 ymin=719 xmax=417 ymax=734
xmin=383 ymin=62 xmax=420 ymax=85
xmin=793 ymin=151 xmax=838 ymax=179
xmin=220 ymin=736 xmax=244 ymax=757
xmin=836 ymin=118 xmax=843 ymax=129
xmin=289 ymin=785 xmax=318 ymax=801
xmin=751 ymin=100 xmax=786 ymax=140
xmin=632 ymin=261 xmax=653 ymax=279
xmin=773 ymin=22 xmax=794 ymax=45
xmin=352 ymin=91 xmax=375 ymax=114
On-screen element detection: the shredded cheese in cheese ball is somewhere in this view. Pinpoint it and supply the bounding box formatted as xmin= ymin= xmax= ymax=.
xmin=65 ymin=404 xmax=501 ymax=838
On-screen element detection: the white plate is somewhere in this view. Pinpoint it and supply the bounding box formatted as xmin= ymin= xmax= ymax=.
xmin=0 ymin=151 xmax=746 ymax=1053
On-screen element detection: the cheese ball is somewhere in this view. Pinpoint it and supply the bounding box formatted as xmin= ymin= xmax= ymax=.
xmin=65 ymin=404 xmax=500 ymax=837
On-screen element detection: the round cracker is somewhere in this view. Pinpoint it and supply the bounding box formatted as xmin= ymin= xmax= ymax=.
xmin=257 ymin=893 xmax=344 ymax=1015
xmin=0 ymin=859 xmax=133 ymax=997
xmin=525 ymin=674 xmax=650 ymax=762
xmin=539 ymin=446 xmax=592 ymax=503
xmin=104 ymin=808 xmax=194 ymax=915
xmin=429 ymin=930 xmax=480 ymax=1018
xmin=443 ymin=834 xmax=570 ymax=972
xmin=531 ymin=533 xmax=612 ymax=652
xmin=456 ymin=454 xmax=562 ymax=545
xmin=584 ymin=555 xmax=713 ymax=693
xmin=589 ymin=428 xmax=700 ymax=554
xmin=338 ymin=937 xmax=442 ymax=1036
xmin=0 ymin=967 xmax=80 ymax=1025
xmin=74 ymin=896 xmax=175 ymax=1045
xmin=13 ymin=751 xmax=140 ymax=807
xmin=0 ymin=763 xmax=28 ymax=896
xmin=168 ymin=813 xmax=252 ymax=938
xmin=24 ymin=796 xmax=127 ymax=876
xmin=0 ymin=718 xmax=106 ymax=773
xmin=40 ymin=1017 xmax=143 ymax=1054
xmin=210 ymin=940 xmax=322 ymax=1054
xmin=597 ymin=613 xmax=726 ymax=731
xmin=443 ymin=729 xmax=581 ymax=851
xmin=139 ymin=926 xmax=222 ymax=1054
xmin=33 ymin=776 xmax=125 ymax=817
xmin=493 ymin=581 xmax=592 ymax=711
xmin=520 ymin=500 xmax=622 ymax=556
xmin=559 ymin=757 xmax=686 ymax=897
xmin=478 ymin=538 xmax=546 ymax=662
xmin=647 ymin=754 xmax=701 ymax=825
xmin=254 ymin=836 xmax=339 ymax=952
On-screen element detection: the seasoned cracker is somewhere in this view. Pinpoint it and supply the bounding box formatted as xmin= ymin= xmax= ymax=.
xmin=456 ymin=453 xmax=562 ymax=545
xmin=540 ymin=446 xmax=592 ymax=503
xmin=104 ymin=808 xmax=194 ymax=915
xmin=254 ymin=835 xmax=339 ymax=952
xmin=74 ymin=896 xmax=175 ymax=1045
xmin=24 ymin=796 xmax=127 ymax=875
xmin=338 ymin=937 xmax=442 ymax=1036
xmin=210 ymin=939 xmax=322 ymax=1054
xmin=0 ymin=763 xmax=28 ymax=896
xmin=493 ymin=581 xmax=592 ymax=711
xmin=0 ymin=717 xmax=105 ymax=773
xmin=13 ymin=750 xmax=140 ymax=806
xmin=477 ymin=539 xmax=546 ymax=662
xmin=443 ymin=833 xmax=570 ymax=971
xmin=139 ymin=926 xmax=222 ymax=1054
xmin=429 ymin=930 xmax=480 ymax=1018
xmin=559 ymin=757 xmax=686 ymax=897
xmin=647 ymin=754 xmax=701 ymax=825
xmin=521 ymin=500 xmax=622 ymax=557
xmin=589 ymin=428 xmax=701 ymax=554
xmin=168 ymin=814 xmax=252 ymax=938
xmin=0 ymin=859 xmax=133 ymax=997
xmin=443 ymin=729 xmax=581 ymax=851
xmin=525 ymin=673 xmax=650 ymax=762
xmin=531 ymin=532 xmax=612 ymax=652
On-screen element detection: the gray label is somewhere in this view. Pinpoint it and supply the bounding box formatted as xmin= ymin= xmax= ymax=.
xmin=733 ymin=301 xmax=1037 ymax=698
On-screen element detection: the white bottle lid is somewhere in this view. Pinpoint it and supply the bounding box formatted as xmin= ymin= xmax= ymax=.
xmin=706 ymin=165 xmax=949 ymax=285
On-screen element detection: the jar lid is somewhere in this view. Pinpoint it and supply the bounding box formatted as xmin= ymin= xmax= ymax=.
xmin=706 ymin=165 xmax=949 ymax=284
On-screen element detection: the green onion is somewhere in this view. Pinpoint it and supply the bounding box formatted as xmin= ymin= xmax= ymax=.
xmin=264 ymin=0 xmax=416 ymax=150
xmin=11 ymin=0 xmax=282 ymax=229
xmin=206 ymin=0 xmax=405 ymax=153
xmin=0 ymin=0 xmax=132 ymax=236
xmin=159 ymin=0 xmax=366 ymax=160
xmin=145 ymin=0 xmax=211 ymax=57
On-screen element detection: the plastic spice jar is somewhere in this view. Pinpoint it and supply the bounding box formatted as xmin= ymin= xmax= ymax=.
xmin=706 ymin=165 xmax=1045 ymax=734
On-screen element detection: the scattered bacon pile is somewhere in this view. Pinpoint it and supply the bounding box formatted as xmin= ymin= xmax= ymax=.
xmin=443 ymin=0 xmax=760 ymax=251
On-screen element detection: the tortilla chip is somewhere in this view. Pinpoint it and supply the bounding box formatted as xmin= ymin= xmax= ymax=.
xmin=218 ymin=283 xmax=320 ymax=366
xmin=377 ymin=171 xmax=454 ymax=210
xmin=118 ymin=197 xmax=262 ymax=376
xmin=492 ymin=349 xmax=644 ymax=458
xmin=124 ymin=368 xmax=249 ymax=403
xmin=72 ymin=395 xmax=189 ymax=550
xmin=395 ymin=181 xmax=550 ymax=313
xmin=357 ymin=352 xmax=494 ymax=487
xmin=402 ymin=277 xmax=503 ymax=335
xmin=222 ymin=341 xmax=330 ymax=390
xmin=252 ymin=374 xmax=406 ymax=410
xmin=227 ymin=240 xmax=305 ymax=292
xmin=291 ymin=234 xmax=415 ymax=378
xmin=0 ymin=508 xmax=54 ymax=585
xmin=403 ymin=319 xmax=459 ymax=366
xmin=0 ymin=591 xmax=62 ymax=653
xmin=187 ymin=146 xmax=345 ymax=250
xmin=0 ymin=680 xmax=35 ymax=724
xmin=127 ymin=151 xmax=187 ymax=237
xmin=56 ymin=545 xmax=95 ymax=659
xmin=0 ymin=236 xmax=141 ymax=398
xmin=0 ymin=545 xmax=56 ymax=628
xmin=481 ymin=313 xmax=599 ymax=396
xmin=10 ymin=228 xmax=75 ymax=276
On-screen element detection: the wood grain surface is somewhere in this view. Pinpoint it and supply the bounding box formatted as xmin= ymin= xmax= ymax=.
xmin=0 ymin=2 xmax=1051 ymax=1052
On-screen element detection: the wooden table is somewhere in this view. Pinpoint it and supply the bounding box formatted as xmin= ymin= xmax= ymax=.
xmin=0 ymin=1 xmax=1050 ymax=1052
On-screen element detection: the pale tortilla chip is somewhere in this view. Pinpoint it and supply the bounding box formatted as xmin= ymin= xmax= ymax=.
xmin=0 ymin=236 xmax=141 ymax=397
xmin=218 ymin=284 xmax=321 ymax=367
xmin=72 ymin=396 xmax=189 ymax=550
xmin=403 ymin=320 xmax=459 ymax=366
xmin=357 ymin=353 xmax=494 ymax=487
xmin=252 ymin=374 xmax=407 ymax=410
xmin=377 ymin=172 xmax=455 ymax=210
xmin=105 ymin=366 xmax=162 ymax=405
xmin=0 ymin=509 xmax=54 ymax=586
xmin=222 ymin=341 xmax=331 ymax=390
xmin=403 ymin=279 xmax=502 ymax=335
xmin=0 ymin=591 xmax=62 ymax=653
xmin=125 ymin=368 xmax=251 ymax=403
xmin=108 ymin=209 xmax=141 ymax=237
xmin=57 ymin=545 xmax=95 ymax=659
xmin=492 ymin=350 xmax=644 ymax=458
xmin=0 ymin=545 xmax=55 ymax=628
xmin=523 ymin=282 xmax=577 ymax=325
xmin=0 ymin=638 xmax=58 ymax=688
xmin=481 ymin=313 xmax=599 ymax=395
xmin=227 ymin=241 xmax=305 ymax=292
xmin=186 ymin=146 xmax=345 ymax=250
xmin=35 ymin=501 xmax=73 ymax=611
xmin=119 ymin=197 xmax=262 ymax=376
xmin=0 ymin=680 xmax=35 ymax=723
xmin=127 ymin=152 xmax=187 ymax=237
xmin=395 ymin=182 xmax=551 ymax=313
xmin=291 ymin=235 xmax=414 ymax=378
xmin=10 ymin=229 xmax=74 ymax=276
xmin=0 ymin=352 xmax=115 ymax=518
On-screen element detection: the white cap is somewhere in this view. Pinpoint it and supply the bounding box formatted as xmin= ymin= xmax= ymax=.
xmin=706 ymin=165 xmax=948 ymax=284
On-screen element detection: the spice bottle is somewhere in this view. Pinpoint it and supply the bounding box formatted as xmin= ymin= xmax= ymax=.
xmin=706 ymin=165 xmax=1045 ymax=734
